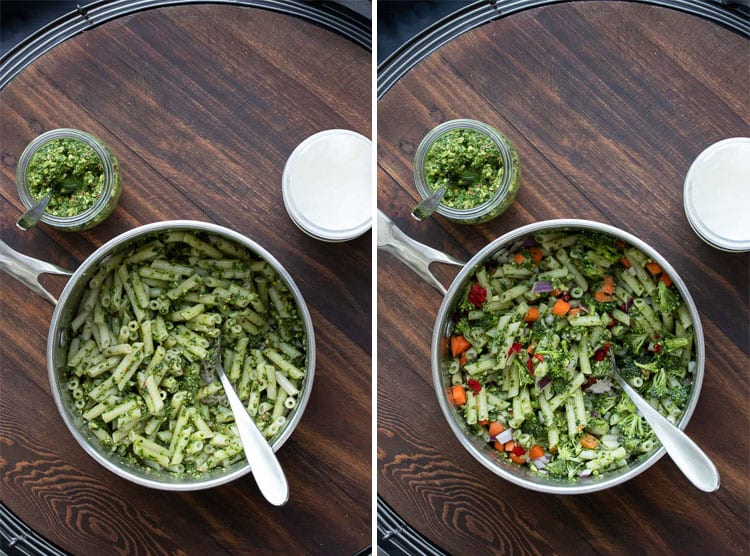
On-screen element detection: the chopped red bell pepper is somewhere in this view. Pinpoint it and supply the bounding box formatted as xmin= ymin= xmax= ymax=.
xmin=467 ymin=379 xmax=482 ymax=394
xmin=468 ymin=283 xmax=487 ymax=308
xmin=508 ymin=342 xmax=523 ymax=356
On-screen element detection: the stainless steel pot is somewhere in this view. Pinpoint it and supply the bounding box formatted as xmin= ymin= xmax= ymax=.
xmin=1 ymin=220 xmax=316 ymax=491
xmin=378 ymin=211 xmax=705 ymax=494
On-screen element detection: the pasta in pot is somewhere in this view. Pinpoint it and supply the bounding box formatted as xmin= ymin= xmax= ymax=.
xmin=64 ymin=231 xmax=307 ymax=477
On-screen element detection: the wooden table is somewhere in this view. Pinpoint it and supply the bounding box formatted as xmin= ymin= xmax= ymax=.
xmin=377 ymin=2 xmax=749 ymax=554
xmin=0 ymin=2 xmax=371 ymax=554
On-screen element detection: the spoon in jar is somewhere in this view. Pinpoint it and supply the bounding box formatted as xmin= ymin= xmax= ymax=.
xmin=16 ymin=195 xmax=50 ymax=230
xmin=609 ymin=351 xmax=720 ymax=492
xmin=411 ymin=186 xmax=447 ymax=221
xmin=209 ymin=337 xmax=289 ymax=505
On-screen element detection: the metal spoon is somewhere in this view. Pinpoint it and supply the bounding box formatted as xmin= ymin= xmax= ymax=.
xmin=610 ymin=351 xmax=720 ymax=492
xmin=17 ymin=195 xmax=50 ymax=230
xmin=411 ymin=186 xmax=447 ymax=221
xmin=211 ymin=337 xmax=289 ymax=505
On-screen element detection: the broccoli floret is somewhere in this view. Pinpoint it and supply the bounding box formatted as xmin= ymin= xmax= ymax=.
xmin=621 ymin=436 xmax=642 ymax=453
xmin=663 ymin=336 xmax=690 ymax=353
xmin=585 ymin=417 xmax=610 ymax=436
xmin=657 ymin=352 xmax=687 ymax=379
xmin=647 ymin=368 xmax=668 ymax=399
xmin=669 ymin=383 xmax=689 ymax=407
xmin=544 ymin=458 xmax=581 ymax=479
xmin=615 ymin=392 xmax=636 ymax=415
xmin=590 ymin=356 xmax=613 ymax=378
xmin=634 ymin=358 xmax=660 ymax=378
xmin=577 ymin=231 xmax=622 ymax=262
xmin=550 ymin=378 xmax=567 ymax=396
xmin=617 ymin=356 xmax=643 ymax=380
xmin=555 ymin=434 xmax=580 ymax=462
xmin=619 ymin=413 xmax=644 ymax=439
xmin=521 ymin=415 xmax=548 ymax=443
xmin=593 ymin=393 xmax=618 ymax=416
xmin=626 ymin=331 xmax=650 ymax=354
xmin=655 ymin=280 xmax=681 ymax=314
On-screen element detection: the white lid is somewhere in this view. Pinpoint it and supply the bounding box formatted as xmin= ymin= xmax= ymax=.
xmin=282 ymin=129 xmax=372 ymax=242
xmin=684 ymin=137 xmax=750 ymax=252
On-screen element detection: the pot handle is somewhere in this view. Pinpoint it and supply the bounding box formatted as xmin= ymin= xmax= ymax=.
xmin=0 ymin=239 xmax=73 ymax=305
xmin=377 ymin=210 xmax=464 ymax=295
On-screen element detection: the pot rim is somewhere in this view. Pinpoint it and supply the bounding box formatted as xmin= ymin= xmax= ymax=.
xmin=47 ymin=220 xmax=316 ymax=491
xmin=431 ymin=218 xmax=705 ymax=494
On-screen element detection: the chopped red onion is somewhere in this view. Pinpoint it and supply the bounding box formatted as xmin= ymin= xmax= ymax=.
xmin=623 ymin=298 xmax=634 ymax=311
xmin=532 ymin=455 xmax=550 ymax=469
xmin=522 ymin=237 xmax=536 ymax=248
xmin=538 ymin=376 xmax=551 ymax=390
xmin=578 ymin=468 xmax=593 ymax=478
xmin=532 ymin=280 xmax=553 ymax=294
xmin=496 ymin=429 xmax=513 ymax=444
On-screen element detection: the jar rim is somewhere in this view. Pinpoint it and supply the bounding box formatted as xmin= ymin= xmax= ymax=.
xmin=413 ymin=119 xmax=515 ymax=220
xmin=16 ymin=128 xmax=118 ymax=229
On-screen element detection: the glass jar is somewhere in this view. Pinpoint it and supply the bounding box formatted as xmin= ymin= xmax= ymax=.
xmin=413 ymin=119 xmax=520 ymax=224
xmin=16 ymin=128 xmax=121 ymax=231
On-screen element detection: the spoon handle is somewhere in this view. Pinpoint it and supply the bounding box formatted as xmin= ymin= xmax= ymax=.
xmin=615 ymin=374 xmax=720 ymax=492
xmin=216 ymin=363 xmax=289 ymax=505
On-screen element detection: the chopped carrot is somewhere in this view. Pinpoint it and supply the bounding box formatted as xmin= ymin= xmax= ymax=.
xmin=580 ymin=433 xmax=599 ymax=449
xmin=552 ymin=299 xmax=571 ymax=316
xmin=568 ymin=307 xmax=582 ymax=317
xmin=494 ymin=440 xmax=505 ymax=452
xmin=529 ymin=246 xmax=543 ymax=265
xmin=488 ymin=421 xmax=504 ymax=438
xmin=504 ymin=440 xmax=515 ymax=452
xmin=619 ymin=257 xmax=631 ymax=268
xmin=528 ymin=444 xmax=545 ymax=460
xmin=524 ymin=306 xmax=540 ymax=323
xmin=601 ymin=276 xmax=615 ymax=294
xmin=646 ymin=262 xmax=662 ymax=276
xmin=478 ymin=419 xmax=489 ymax=426
xmin=660 ymin=273 xmax=673 ymax=288
xmin=459 ymin=352 xmax=467 ymax=367
xmin=451 ymin=335 xmax=471 ymax=357
xmin=514 ymin=252 xmax=526 ymax=264
xmin=551 ymin=288 xmax=561 ymax=297
xmin=451 ymin=385 xmax=467 ymax=406
xmin=594 ymin=290 xmax=614 ymax=303
xmin=509 ymin=453 xmax=526 ymax=464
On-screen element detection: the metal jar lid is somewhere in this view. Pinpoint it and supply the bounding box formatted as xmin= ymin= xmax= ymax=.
xmin=683 ymin=137 xmax=750 ymax=252
xmin=282 ymin=129 xmax=371 ymax=242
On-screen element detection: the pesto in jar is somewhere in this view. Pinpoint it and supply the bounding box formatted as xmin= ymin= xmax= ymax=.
xmin=423 ymin=128 xmax=503 ymax=209
xmin=26 ymin=138 xmax=105 ymax=217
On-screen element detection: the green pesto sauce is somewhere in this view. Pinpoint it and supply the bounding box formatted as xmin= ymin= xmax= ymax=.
xmin=27 ymin=138 xmax=104 ymax=217
xmin=424 ymin=128 xmax=503 ymax=209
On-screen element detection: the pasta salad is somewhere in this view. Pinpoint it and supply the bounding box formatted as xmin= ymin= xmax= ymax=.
xmin=445 ymin=230 xmax=695 ymax=479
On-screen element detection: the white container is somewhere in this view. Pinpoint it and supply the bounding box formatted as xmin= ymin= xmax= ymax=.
xmin=683 ymin=137 xmax=750 ymax=252
xmin=282 ymin=129 xmax=372 ymax=242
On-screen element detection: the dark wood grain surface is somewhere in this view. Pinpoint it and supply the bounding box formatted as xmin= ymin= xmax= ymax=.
xmin=378 ymin=3 xmax=749 ymax=554
xmin=0 ymin=4 xmax=371 ymax=554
